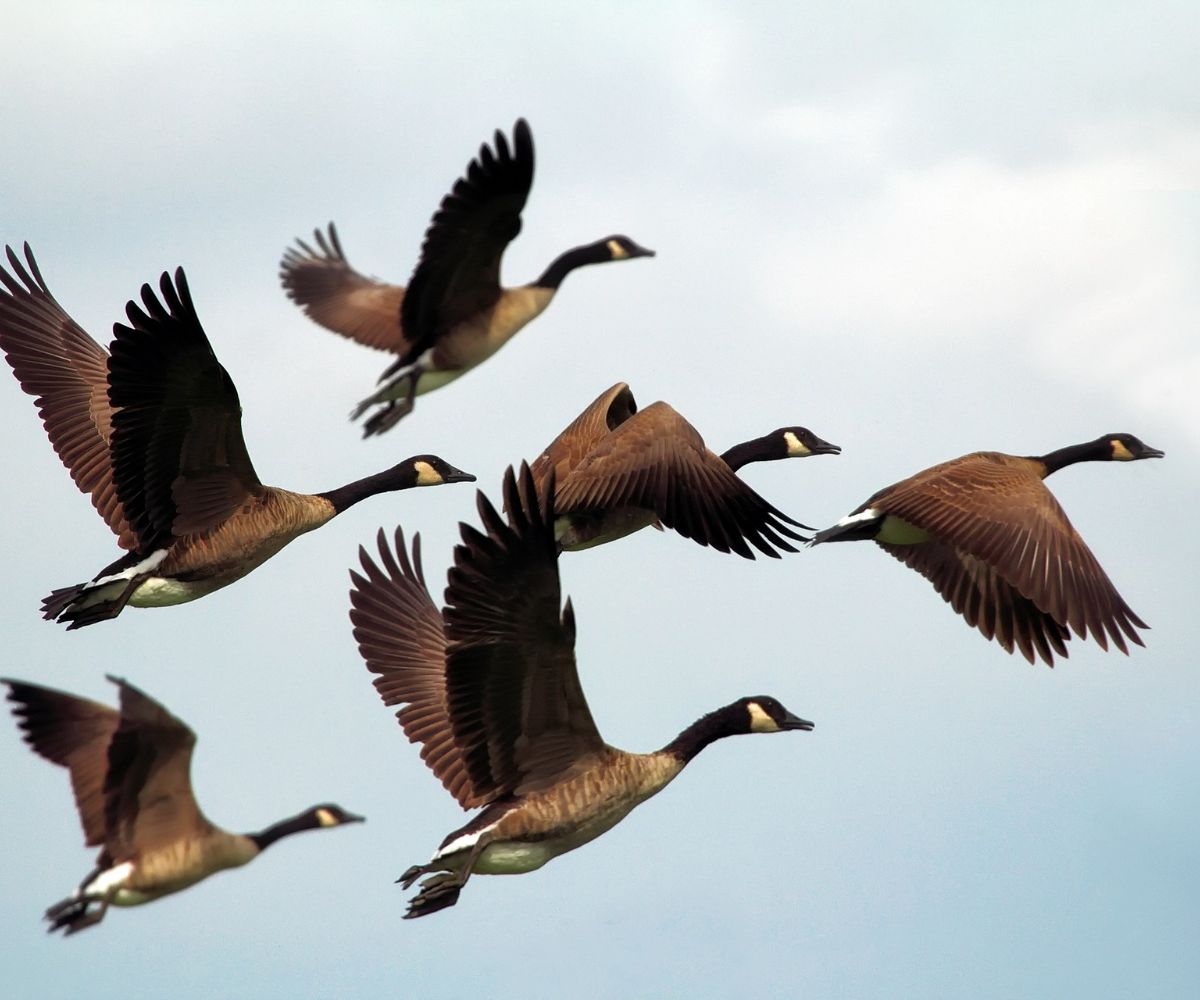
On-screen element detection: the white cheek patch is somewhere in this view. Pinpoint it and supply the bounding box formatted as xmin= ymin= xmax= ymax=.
xmin=1110 ymin=439 xmax=1135 ymax=461
xmin=606 ymin=239 xmax=628 ymax=260
xmin=315 ymin=808 xmax=336 ymax=828
xmin=414 ymin=461 xmax=442 ymax=487
xmin=747 ymin=702 xmax=780 ymax=733
xmin=783 ymin=431 xmax=811 ymax=457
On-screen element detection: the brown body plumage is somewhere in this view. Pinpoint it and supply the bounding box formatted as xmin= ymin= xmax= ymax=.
xmin=811 ymin=434 xmax=1164 ymax=665
xmin=0 ymin=245 xmax=474 ymax=628
xmin=348 ymin=464 xmax=813 ymax=918
xmin=529 ymin=382 xmax=839 ymax=557
xmin=280 ymin=120 xmax=654 ymax=436
xmin=3 ymin=676 xmax=362 ymax=934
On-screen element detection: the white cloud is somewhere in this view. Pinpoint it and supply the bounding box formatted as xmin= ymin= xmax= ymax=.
xmin=760 ymin=127 xmax=1200 ymax=440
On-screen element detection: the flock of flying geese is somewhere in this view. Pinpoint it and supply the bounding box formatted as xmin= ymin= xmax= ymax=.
xmin=0 ymin=118 xmax=1164 ymax=932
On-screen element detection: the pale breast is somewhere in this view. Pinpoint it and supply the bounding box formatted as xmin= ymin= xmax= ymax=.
xmin=113 ymin=835 xmax=257 ymax=906
xmin=431 ymin=286 xmax=555 ymax=370
xmin=556 ymin=507 xmax=660 ymax=550
xmin=147 ymin=490 xmax=333 ymax=586
xmin=473 ymin=752 xmax=685 ymax=873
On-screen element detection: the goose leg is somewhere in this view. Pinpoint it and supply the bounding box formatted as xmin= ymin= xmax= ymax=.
xmin=401 ymin=840 xmax=486 ymax=920
xmin=45 ymin=888 xmax=115 ymax=935
xmin=352 ymin=366 xmax=423 ymax=437
xmin=43 ymin=574 xmax=144 ymax=629
xmin=62 ymin=894 xmax=113 ymax=936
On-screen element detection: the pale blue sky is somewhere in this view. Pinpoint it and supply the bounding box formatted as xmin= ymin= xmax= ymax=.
xmin=1 ymin=3 xmax=1197 ymax=998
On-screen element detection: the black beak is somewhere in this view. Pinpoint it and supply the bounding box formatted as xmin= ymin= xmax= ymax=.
xmin=1141 ymin=446 xmax=1165 ymax=459
xmin=811 ymin=437 xmax=842 ymax=457
xmin=444 ymin=466 xmax=478 ymax=484
xmin=628 ymin=241 xmax=656 ymax=259
xmin=343 ymin=810 xmax=367 ymax=824
xmin=782 ymin=712 xmax=815 ymax=732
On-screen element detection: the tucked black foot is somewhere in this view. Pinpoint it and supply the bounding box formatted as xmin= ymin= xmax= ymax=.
xmin=403 ymin=873 xmax=465 ymax=919
xmin=361 ymin=396 xmax=414 ymax=437
xmin=45 ymin=896 xmax=108 ymax=935
xmin=397 ymin=862 xmax=433 ymax=890
xmin=40 ymin=585 xmax=89 ymax=622
xmin=42 ymin=575 xmax=142 ymax=629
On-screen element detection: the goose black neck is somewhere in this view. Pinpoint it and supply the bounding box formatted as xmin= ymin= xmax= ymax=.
xmin=249 ymin=809 xmax=323 ymax=852
xmin=661 ymin=704 xmax=746 ymax=764
xmin=1036 ymin=439 xmax=1112 ymax=477
xmin=319 ymin=467 xmax=414 ymax=514
xmin=535 ymin=242 xmax=612 ymax=290
xmin=720 ymin=435 xmax=780 ymax=472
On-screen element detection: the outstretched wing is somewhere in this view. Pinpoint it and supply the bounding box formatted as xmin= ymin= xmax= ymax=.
xmin=878 ymin=540 xmax=1072 ymax=665
xmin=108 ymin=269 xmax=263 ymax=550
xmin=3 ymin=678 xmax=120 ymax=846
xmin=530 ymin=382 xmax=638 ymax=496
xmin=350 ymin=466 xmax=605 ymax=807
xmin=554 ymin=402 xmax=810 ymax=558
xmin=279 ymin=223 xmax=409 ymax=355
xmin=102 ymin=676 xmax=209 ymax=859
xmin=444 ymin=464 xmax=605 ymax=800
xmin=876 ymin=453 xmax=1147 ymax=655
xmin=395 ymin=119 xmax=535 ymax=367
xmin=0 ymin=244 xmax=136 ymax=547
xmin=350 ymin=528 xmax=480 ymax=809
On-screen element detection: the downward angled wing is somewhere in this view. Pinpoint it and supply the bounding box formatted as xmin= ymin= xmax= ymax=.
xmin=445 ymin=464 xmax=605 ymax=800
xmin=108 ymin=269 xmax=263 ymax=551
xmin=3 ymin=678 xmax=120 ymax=847
xmin=103 ymin=676 xmax=208 ymax=859
xmin=876 ymin=453 xmax=1147 ymax=653
xmin=554 ymin=402 xmax=810 ymax=558
xmin=279 ymin=223 xmax=409 ymax=355
xmin=395 ymin=120 xmax=535 ymax=367
xmin=349 ymin=529 xmax=481 ymax=809
xmin=0 ymin=245 xmax=136 ymax=548
xmin=878 ymin=540 xmax=1072 ymax=666
xmin=530 ymin=382 xmax=638 ymax=496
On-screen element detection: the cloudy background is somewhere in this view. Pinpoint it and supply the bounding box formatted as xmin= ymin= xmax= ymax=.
xmin=1 ymin=3 xmax=1196 ymax=997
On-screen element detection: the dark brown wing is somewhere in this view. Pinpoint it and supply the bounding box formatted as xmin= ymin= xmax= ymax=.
xmin=349 ymin=528 xmax=480 ymax=809
xmin=395 ymin=119 xmax=535 ymax=367
xmin=0 ymin=245 xmax=136 ymax=548
xmin=108 ymin=269 xmax=263 ymax=551
xmin=553 ymin=402 xmax=809 ymax=558
xmin=103 ymin=676 xmax=209 ymax=859
xmin=444 ymin=464 xmax=605 ymax=800
xmin=876 ymin=452 xmax=1147 ymax=654
xmin=279 ymin=223 xmax=409 ymax=355
xmin=878 ymin=541 xmax=1071 ymax=665
xmin=529 ymin=382 xmax=638 ymax=496
xmin=3 ymin=678 xmax=120 ymax=846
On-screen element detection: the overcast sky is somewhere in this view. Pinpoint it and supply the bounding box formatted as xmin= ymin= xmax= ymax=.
xmin=1 ymin=3 xmax=1197 ymax=998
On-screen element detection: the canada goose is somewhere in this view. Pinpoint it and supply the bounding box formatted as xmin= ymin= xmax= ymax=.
xmin=529 ymin=382 xmax=840 ymax=557
xmin=348 ymin=464 xmax=813 ymax=918
xmin=0 ymin=244 xmax=475 ymax=629
xmin=809 ymin=434 xmax=1164 ymax=665
xmin=3 ymin=675 xmax=363 ymax=934
xmin=279 ymin=119 xmax=655 ymax=436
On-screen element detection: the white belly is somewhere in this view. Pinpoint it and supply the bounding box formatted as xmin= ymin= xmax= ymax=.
xmin=473 ymin=841 xmax=559 ymax=875
xmin=413 ymin=363 xmax=468 ymax=396
xmin=556 ymin=509 xmax=659 ymax=551
xmin=128 ymin=575 xmax=225 ymax=608
xmin=126 ymin=536 xmax=297 ymax=607
xmin=434 ymin=799 xmax=644 ymax=877
xmin=876 ymin=514 xmax=931 ymax=545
